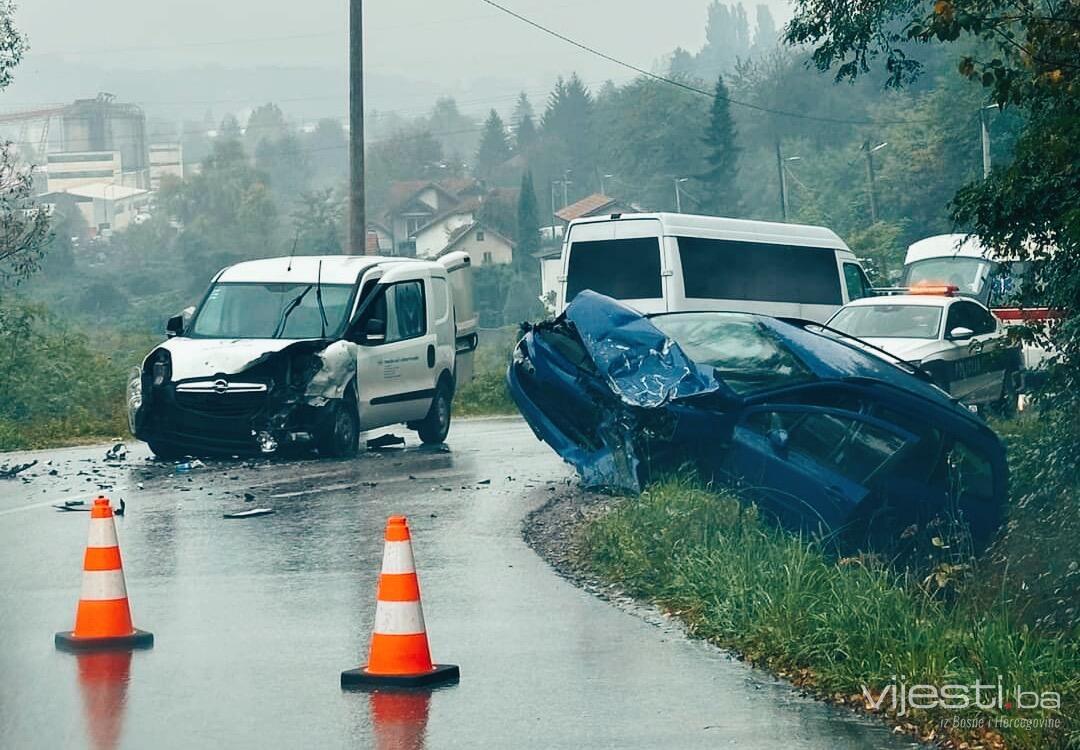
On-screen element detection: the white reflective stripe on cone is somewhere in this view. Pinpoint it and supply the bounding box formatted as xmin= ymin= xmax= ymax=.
xmin=80 ymin=569 xmax=128 ymax=601
xmin=86 ymin=517 xmax=119 ymax=549
xmin=373 ymin=600 xmax=426 ymax=635
xmin=380 ymin=540 xmax=416 ymax=575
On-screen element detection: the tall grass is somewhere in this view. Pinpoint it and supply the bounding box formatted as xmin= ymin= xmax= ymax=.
xmin=454 ymin=326 xmax=518 ymax=417
xmin=583 ymin=477 xmax=1078 ymax=748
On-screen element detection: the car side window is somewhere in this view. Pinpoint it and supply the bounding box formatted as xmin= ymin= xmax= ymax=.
xmin=746 ymin=409 xmax=908 ymax=485
xmin=386 ymin=280 xmax=426 ymax=343
xmin=946 ymin=302 xmax=995 ymax=336
xmin=843 ymin=263 xmax=872 ymax=301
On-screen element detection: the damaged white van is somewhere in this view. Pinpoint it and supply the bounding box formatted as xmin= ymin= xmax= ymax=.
xmin=128 ymin=252 xmax=477 ymax=459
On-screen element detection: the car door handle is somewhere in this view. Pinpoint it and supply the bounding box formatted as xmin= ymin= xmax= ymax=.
xmin=427 ymin=344 xmax=435 ymax=368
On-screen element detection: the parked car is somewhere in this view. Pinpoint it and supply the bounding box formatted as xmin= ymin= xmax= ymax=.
xmin=554 ymin=212 xmax=873 ymax=322
xmin=129 ymin=252 xmax=478 ymax=458
xmin=509 ymin=291 xmax=1007 ymax=553
xmin=826 ymin=286 xmax=1023 ymax=409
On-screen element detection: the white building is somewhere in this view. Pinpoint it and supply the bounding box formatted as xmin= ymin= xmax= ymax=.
xmin=45 ymin=151 xmax=123 ymax=192
xmin=440 ymin=222 xmax=514 ymax=266
xmin=148 ymin=143 xmax=184 ymax=190
xmin=41 ymin=182 xmax=151 ymax=235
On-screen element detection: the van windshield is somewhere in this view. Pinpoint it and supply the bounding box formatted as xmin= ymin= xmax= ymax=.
xmin=904 ymin=257 xmax=992 ymax=299
xmin=189 ymin=282 xmax=355 ymax=339
xmin=566 ymin=237 xmax=662 ymax=302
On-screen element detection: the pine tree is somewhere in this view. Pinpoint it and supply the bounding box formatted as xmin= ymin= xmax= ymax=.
xmin=515 ymin=113 xmax=538 ymax=152
xmin=474 ymin=109 xmax=512 ymax=180
xmin=699 ymin=75 xmax=741 ymax=216
xmin=515 ymin=170 xmax=541 ymax=272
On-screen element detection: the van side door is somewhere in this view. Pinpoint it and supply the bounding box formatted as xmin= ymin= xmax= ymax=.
xmin=352 ymin=271 xmax=436 ymax=429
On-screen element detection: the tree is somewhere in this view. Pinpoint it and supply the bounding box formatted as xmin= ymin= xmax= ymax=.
xmin=515 ymin=170 xmax=541 ymax=272
xmin=474 ymin=109 xmax=512 ymax=180
xmin=0 ymin=4 xmax=47 ymax=292
xmin=752 ymin=5 xmax=778 ymax=54
xmin=255 ymin=133 xmax=313 ymax=209
xmin=219 ymin=114 xmax=243 ymax=142
xmin=539 ymin=74 xmax=597 ymax=201
xmin=786 ymin=0 xmax=1080 ymax=490
xmin=292 ymin=189 xmax=344 ymax=255
xmin=699 ymin=76 xmax=742 ymax=216
xmin=245 ymin=103 xmax=287 ymax=155
xmin=305 ymin=118 xmax=348 ymax=187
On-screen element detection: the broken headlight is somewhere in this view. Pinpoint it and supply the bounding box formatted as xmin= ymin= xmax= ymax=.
xmin=150 ymin=349 xmax=171 ymax=386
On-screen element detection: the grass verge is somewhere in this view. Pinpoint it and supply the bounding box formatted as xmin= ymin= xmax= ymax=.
xmin=581 ymin=477 xmax=1078 ymax=749
xmin=454 ymin=326 xmax=518 ymax=417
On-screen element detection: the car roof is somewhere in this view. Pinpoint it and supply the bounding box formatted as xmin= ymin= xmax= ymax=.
xmin=215 ymin=255 xmax=433 ymax=285
xmin=568 ymin=212 xmax=851 ymax=251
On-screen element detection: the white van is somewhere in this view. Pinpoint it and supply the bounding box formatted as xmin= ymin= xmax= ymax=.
xmin=555 ymin=213 xmax=872 ymax=322
xmin=128 ymin=252 xmax=477 ymax=458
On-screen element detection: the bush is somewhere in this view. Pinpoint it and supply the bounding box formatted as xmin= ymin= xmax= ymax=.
xmin=0 ymin=302 xmax=155 ymax=450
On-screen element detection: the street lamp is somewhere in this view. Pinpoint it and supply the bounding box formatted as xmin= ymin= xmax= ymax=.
xmin=862 ymin=140 xmax=888 ymax=222
xmin=980 ymin=103 xmax=1000 ymax=179
xmin=774 ymin=142 xmax=802 ymax=221
xmin=674 ymin=177 xmax=689 ymax=212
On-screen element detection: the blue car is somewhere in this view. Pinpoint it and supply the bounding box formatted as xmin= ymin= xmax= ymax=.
xmin=508 ymin=291 xmax=1007 ymax=553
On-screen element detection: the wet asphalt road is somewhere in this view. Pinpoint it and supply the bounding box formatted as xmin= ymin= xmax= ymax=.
xmin=0 ymin=417 xmax=916 ymax=749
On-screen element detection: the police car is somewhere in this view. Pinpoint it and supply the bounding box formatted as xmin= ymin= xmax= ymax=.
xmin=826 ymin=285 xmax=1022 ymax=409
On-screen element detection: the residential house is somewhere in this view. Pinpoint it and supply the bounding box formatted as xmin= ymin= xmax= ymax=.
xmin=439 ymin=222 xmax=514 ymax=266
xmin=554 ymin=192 xmax=636 ymax=227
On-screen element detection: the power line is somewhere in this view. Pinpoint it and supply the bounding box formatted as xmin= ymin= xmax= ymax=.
xmin=477 ymin=0 xmax=932 ymax=127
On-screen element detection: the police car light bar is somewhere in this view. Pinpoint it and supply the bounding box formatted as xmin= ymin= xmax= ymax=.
xmin=908 ymin=283 xmax=959 ymax=296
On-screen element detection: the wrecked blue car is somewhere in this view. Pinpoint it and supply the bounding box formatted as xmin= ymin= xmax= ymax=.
xmin=508 ymin=291 xmax=1007 ymax=552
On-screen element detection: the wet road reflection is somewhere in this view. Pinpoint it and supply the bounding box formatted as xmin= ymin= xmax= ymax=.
xmin=0 ymin=419 xmax=919 ymax=749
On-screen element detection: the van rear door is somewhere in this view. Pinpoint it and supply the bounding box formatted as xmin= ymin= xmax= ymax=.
xmin=559 ymin=218 xmax=666 ymax=313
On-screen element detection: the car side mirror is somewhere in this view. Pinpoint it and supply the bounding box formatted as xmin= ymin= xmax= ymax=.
xmin=165 ymin=314 xmax=184 ymax=338
xmin=767 ymin=428 xmax=789 ymax=456
xmin=948 ymin=326 xmax=975 ymax=341
xmin=364 ymin=318 xmax=387 ymax=344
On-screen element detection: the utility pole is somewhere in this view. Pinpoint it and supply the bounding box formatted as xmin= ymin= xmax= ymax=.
xmin=550 ymin=180 xmax=558 ymax=237
xmin=775 ymin=140 xmax=788 ymax=221
xmin=561 ymin=170 xmax=572 ymax=209
xmin=862 ymin=140 xmax=888 ymax=223
xmin=348 ymin=0 xmax=366 ymax=255
xmin=980 ymin=104 xmax=999 ymax=179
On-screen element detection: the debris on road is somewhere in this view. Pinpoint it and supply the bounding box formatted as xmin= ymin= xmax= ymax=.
xmin=509 ymin=291 xmax=1010 ymax=552
xmin=223 ymin=507 xmax=275 ymax=519
xmin=367 ymin=434 xmax=406 ymax=450
xmin=243 ymin=492 xmax=256 ymax=502
xmin=104 ymin=443 xmax=128 ymax=461
xmin=175 ymin=459 xmax=205 ymax=474
xmin=1 ymin=460 xmax=38 ymax=478
xmin=54 ymin=500 xmax=90 ymax=512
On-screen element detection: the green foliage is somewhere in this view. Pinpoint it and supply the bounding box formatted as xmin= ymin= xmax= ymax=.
xmin=515 ymin=170 xmax=541 ymax=270
xmin=292 ymin=188 xmax=344 ymax=255
xmin=0 ymin=0 xmax=27 ymax=91
xmin=244 ymin=102 xmax=287 ymax=156
xmin=583 ymin=478 xmax=1078 ymax=749
xmin=453 ymin=326 xmax=518 ymax=417
xmin=698 ymin=75 xmax=741 ymax=216
xmin=474 ymin=109 xmax=512 ymax=180
xmin=0 ymin=302 xmax=155 ymax=450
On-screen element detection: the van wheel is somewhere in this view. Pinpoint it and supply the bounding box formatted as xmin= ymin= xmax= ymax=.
xmin=317 ymin=398 xmax=359 ymax=458
xmin=417 ymin=384 xmax=452 ymax=444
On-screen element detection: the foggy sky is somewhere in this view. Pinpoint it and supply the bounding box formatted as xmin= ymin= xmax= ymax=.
xmin=6 ymin=0 xmax=793 ymax=122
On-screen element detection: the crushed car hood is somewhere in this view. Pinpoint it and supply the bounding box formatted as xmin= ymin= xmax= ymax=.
xmin=156 ymin=337 xmax=324 ymax=381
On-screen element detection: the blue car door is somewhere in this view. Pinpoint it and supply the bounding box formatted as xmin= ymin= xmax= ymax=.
xmin=723 ymin=405 xmax=918 ymax=534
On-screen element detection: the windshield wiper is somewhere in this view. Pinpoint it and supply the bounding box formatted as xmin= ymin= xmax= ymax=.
xmin=271 ymin=285 xmax=313 ymax=338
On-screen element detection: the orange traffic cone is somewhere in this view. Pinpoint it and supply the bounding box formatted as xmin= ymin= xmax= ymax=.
xmin=55 ymin=496 xmax=153 ymax=652
xmin=369 ymin=690 xmax=431 ymax=750
xmin=341 ymin=516 xmax=458 ymax=689
xmin=76 ymin=651 xmax=133 ymax=750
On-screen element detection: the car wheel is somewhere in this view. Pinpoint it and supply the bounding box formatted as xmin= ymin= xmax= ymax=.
xmin=317 ymin=398 xmax=359 ymax=458
xmin=147 ymin=440 xmax=185 ymax=461
xmin=416 ymin=384 xmax=452 ymax=444
xmin=991 ymin=370 xmax=1018 ymax=418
